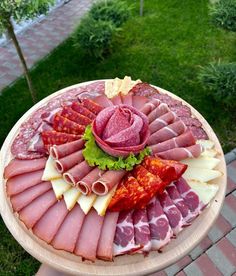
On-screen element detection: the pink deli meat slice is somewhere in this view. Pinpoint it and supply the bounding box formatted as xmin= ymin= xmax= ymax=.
xmin=55 ymin=150 xmax=84 ymax=173
xmin=4 ymin=157 xmax=47 ymax=179
xmin=111 ymin=94 xmax=123 ymax=105
xmin=140 ymin=99 xmax=160 ymax=115
xmin=6 ymin=169 xmax=44 ymax=196
xmin=189 ymin=126 xmax=208 ymax=140
xmin=133 ymin=209 xmax=151 ymax=253
xmin=148 ymin=103 xmax=170 ymax=123
xmin=93 ymin=95 xmax=114 ymax=108
xmin=132 ymin=95 xmax=148 ymax=110
xmin=50 ymin=139 xmax=85 ymax=159
xmin=51 ymin=204 xmax=85 ymax=252
xmin=92 ymin=170 xmax=126 ymax=196
xmin=158 ymin=190 xmax=185 ymax=235
xmin=148 ymin=120 xmax=187 ymax=145
xmin=97 ymin=211 xmax=119 ymax=261
xmin=10 ymin=181 xmax=51 ymax=212
xmin=180 ymin=117 xmax=202 ymax=128
xmin=149 ymin=111 xmax=176 ymax=134
xmin=121 ymin=94 xmax=132 ymax=106
xmin=113 ymin=210 xmax=141 ymax=256
xmin=19 ymin=190 xmax=57 ymax=229
xmin=74 ymin=208 xmax=104 ymax=261
xmin=146 ymin=198 xmax=173 ymax=250
xmin=158 ymin=144 xmax=202 ymax=161
xmin=150 ymin=130 xmax=196 ymax=154
xmin=33 ymin=200 xmax=68 ymax=244
xmin=170 ymin=105 xmax=192 ymax=117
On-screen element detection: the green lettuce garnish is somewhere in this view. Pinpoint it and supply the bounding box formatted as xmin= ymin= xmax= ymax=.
xmin=82 ymin=125 xmax=151 ymax=171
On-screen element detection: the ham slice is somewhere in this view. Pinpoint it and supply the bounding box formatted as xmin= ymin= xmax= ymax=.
xmin=148 ymin=103 xmax=169 ymax=123
xmin=50 ymin=139 xmax=85 ymax=159
xmin=132 ymin=95 xmax=148 ymax=110
xmin=133 ymin=209 xmax=151 ymax=253
xmin=121 ymin=94 xmax=132 ymax=106
xmin=92 ymin=170 xmax=126 ymax=196
xmin=93 ymin=95 xmax=114 ymax=108
xmin=148 ymin=120 xmax=187 ymax=145
xmin=6 ymin=169 xmax=44 ymax=196
xmin=158 ymin=144 xmax=201 ymax=161
xmin=51 ymin=204 xmax=85 ymax=252
xmin=111 ymin=94 xmax=122 ymax=105
xmin=10 ymin=181 xmax=51 ymax=212
xmin=4 ymin=158 xmax=47 ymax=179
xmin=147 ymin=198 xmax=173 ymax=250
xmin=74 ymin=208 xmax=104 ymax=261
xmin=63 ymin=160 xmax=93 ymax=185
xmin=97 ymin=211 xmax=119 ymax=261
xmin=140 ymin=99 xmax=160 ymax=115
xmin=33 ymin=200 xmax=68 ymax=243
xmin=158 ymin=190 xmax=185 ymax=235
xmin=55 ymin=150 xmax=84 ymax=173
xmin=19 ymin=190 xmax=57 ymax=229
xmin=149 ymin=111 xmax=176 ymax=134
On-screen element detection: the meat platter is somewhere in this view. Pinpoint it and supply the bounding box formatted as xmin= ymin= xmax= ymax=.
xmin=0 ymin=78 xmax=226 ymax=275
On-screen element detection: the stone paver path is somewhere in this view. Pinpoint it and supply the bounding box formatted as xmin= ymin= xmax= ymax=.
xmin=0 ymin=0 xmax=94 ymax=92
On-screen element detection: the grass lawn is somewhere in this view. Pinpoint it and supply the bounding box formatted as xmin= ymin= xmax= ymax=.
xmin=0 ymin=0 xmax=235 ymax=274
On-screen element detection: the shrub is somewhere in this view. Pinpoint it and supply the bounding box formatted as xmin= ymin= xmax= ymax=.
xmin=89 ymin=0 xmax=131 ymax=27
xmin=209 ymin=0 xmax=236 ymax=32
xmin=198 ymin=62 xmax=236 ymax=109
xmin=73 ymin=15 xmax=116 ymax=59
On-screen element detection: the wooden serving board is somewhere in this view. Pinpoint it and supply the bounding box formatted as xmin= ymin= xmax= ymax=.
xmin=0 ymin=81 xmax=227 ymax=276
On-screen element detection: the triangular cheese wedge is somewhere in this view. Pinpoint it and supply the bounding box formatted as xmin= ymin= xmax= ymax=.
xmin=182 ymin=156 xmax=220 ymax=170
xmin=183 ymin=167 xmax=222 ymax=182
xmin=51 ymin=178 xmax=71 ymax=199
xmin=77 ymin=193 xmax=97 ymax=214
xmin=201 ymin=148 xmax=218 ymax=158
xmin=42 ymin=156 xmax=61 ymax=181
xmin=197 ymin=139 xmax=215 ymax=150
xmin=63 ymin=187 xmax=81 ymax=210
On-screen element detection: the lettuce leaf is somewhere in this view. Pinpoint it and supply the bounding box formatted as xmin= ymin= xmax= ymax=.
xmin=82 ymin=125 xmax=151 ymax=171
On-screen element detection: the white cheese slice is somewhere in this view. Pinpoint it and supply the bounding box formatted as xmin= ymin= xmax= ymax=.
xmin=183 ymin=167 xmax=222 ymax=182
xmin=182 ymin=156 xmax=220 ymax=170
xmin=197 ymin=139 xmax=215 ymax=150
xmin=63 ymin=187 xmax=81 ymax=210
xmin=119 ymin=76 xmax=132 ymax=95
xmin=113 ymin=77 xmax=122 ymax=97
xmin=93 ymin=184 xmax=118 ymax=216
xmin=77 ymin=193 xmax=97 ymax=214
xmin=51 ymin=178 xmax=71 ymax=199
xmin=201 ymin=148 xmax=218 ymax=158
xmin=187 ymin=180 xmax=219 ymax=205
xmin=105 ymin=80 xmax=114 ymax=98
xmin=41 ymin=156 xmax=61 ymax=181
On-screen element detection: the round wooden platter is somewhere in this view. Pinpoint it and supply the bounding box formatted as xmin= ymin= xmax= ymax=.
xmin=0 ymin=80 xmax=227 ymax=276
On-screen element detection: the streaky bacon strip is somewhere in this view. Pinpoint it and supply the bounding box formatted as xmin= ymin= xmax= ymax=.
xmin=55 ymin=150 xmax=84 ymax=173
xmin=50 ymin=139 xmax=84 ymax=159
xmin=71 ymin=102 xmax=96 ymax=120
xmin=4 ymin=157 xmax=47 ymax=179
xmin=148 ymin=103 xmax=169 ymax=123
xmin=61 ymin=106 xmax=92 ymax=126
xmin=51 ymin=204 xmax=85 ymax=252
xmin=132 ymin=95 xmax=148 ymax=110
xmin=93 ymin=95 xmax=114 ymax=108
xmin=81 ymin=98 xmax=103 ymax=115
xmin=149 ymin=111 xmax=176 ymax=134
xmin=53 ymin=114 xmax=85 ymax=135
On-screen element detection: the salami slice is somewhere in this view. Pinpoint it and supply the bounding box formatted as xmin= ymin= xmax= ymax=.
xmin=71 ymin=102 xmax=96 ymax=120
xmin=41 ymin=131 xmax=81 ymax=147
xmin=170 ymin=105 xmax=191 ymax=117
xmin=81 ymin=98 xmax=103 ymax=115
xmin=130 ymin=82 xmax=159 ymax=97
xmin=180 ymin=117 xmax=202 ymax=127
xmin=61 ymin=106 xmax=92 ymax=126
xmin=53 ymin=114 xmax=85 ymax=135
xmin=189 ymin=126 xmax=208 ymax=140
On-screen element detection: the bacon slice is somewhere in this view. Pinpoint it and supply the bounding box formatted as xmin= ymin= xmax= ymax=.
xmin=53 ymin=114 xmax=85 ymax=135
xmin=50 ymin=139 xmax=84 ymax=159
xmin=149 ymin=111 xmax=176 ymax=134
xmin=33 ymin=200 xmax=68 ymax=243
xmin=71 ymin=102 xmax=96 ymax=120
xmin=81 ymin=98 xmax=103 ymax=115
xmin=4 ymin=157 xmax=47 ymax=179
xmin=61 ymin=106 xmax=92 ymax=126
xmin=148 ymin=103 xmax=169 ymax=123
xmin=42 ymin=131 xmax=80 ymax=147
xmin=74 ymin=209 xmax=104 ymax=261
xmin=55 ymin=150 xmax=84 ymax=173
xmin=97 ymin=211 xmax=119 ymax=261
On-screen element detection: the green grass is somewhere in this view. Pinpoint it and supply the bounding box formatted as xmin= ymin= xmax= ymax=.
xmin=0 ymin=0 xmax=235 ymax=274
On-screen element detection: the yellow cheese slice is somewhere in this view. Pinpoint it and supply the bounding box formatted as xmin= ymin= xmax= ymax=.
xmin=105 ymin=80 xmax=114 ymax=98
xmin=130 ymin=79 xmax=142 ymax=90
xmin=183 ymin=167 xmax=222 ymax=183
xmin=51 ymin=178 xmax=71 ymax=199
xmin=113 ymin=77 xmax=122 ymax=97
xmin=182 ymin=156 xmax=220 ymax=170
xmin=77 ymin=193 xmax=97 ymax=214
xmin=93 ymin=184 xmax=117 ymax=216
xmin=201 ymin=148 xmax=218 ymax=158
xmin=119 ymin=76 xmax=132 ymax=95
xmin=63 ymin=187 xmax=81 ymax=210
xmin=41 ymin=156 xmax=61 ymax=181
xmin=197 ymin=139 xmax=215 ymax=150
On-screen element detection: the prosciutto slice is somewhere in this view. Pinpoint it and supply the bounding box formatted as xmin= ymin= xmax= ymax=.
xmin=121 ymin=94 xmax=132 ymax=106
xmin=97 ymin=211 xmax=119 ymax=261
xmin=111 ymin=95 xmax=122 ymax=105
xmin=158 ymin=190 xmax=185 ymax=235
xmin=55 ymin=150 xmax=84 ymax=173
xmin=133 ymin=209 xmax=151 ymax=253
xmin=33 ymin=200 xmax=68 ymax=243
xmin=93 ymin=95 xmax=114 ymax=108
xmin=140 ymin=99 xmax=160 ymax=115
xmin=158 ymin=144 xmax=201 ymax=161
xmin=51 ymin=204 xmax=85 ymax=252
xmin=19 ymin=190 xmax=57 ymax=229
xmin=132 ymin=95 xmax=148 ymax=110
xmin=50 ymin=139 xmax=84 ymax=159
xmin=10 ymin=181 xmax=51 ymax=212
xmin=6 ymin=169 xmax=44 ymax=196
xmin=74 ymin=209 xmax=104 ymax=261
xmin=149 ymin=111 xmax=176 ymax=134
xmin=148 ymin=103 xmax=169 ymax=123
xmin=147 ymin=198 xmax=173 ymax=250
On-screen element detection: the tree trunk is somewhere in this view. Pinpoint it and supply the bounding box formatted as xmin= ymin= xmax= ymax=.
xmin=140 ymin=0 xmax=144 ymax=16
xmin=6 ymin=18 xmax=37 ymax=103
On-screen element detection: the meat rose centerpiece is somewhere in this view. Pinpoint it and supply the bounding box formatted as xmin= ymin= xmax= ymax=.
xmin=92 ymin=104 xmax=150 ymax=157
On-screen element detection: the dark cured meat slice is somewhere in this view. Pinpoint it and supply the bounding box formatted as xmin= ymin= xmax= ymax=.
xmin=132 ymin=95 xmax=148 ymax=110
xmin=50 ymin=139 xmax=84 ymax=159
xmin=129 ymin=82 xmax=159 ymax=97
xmin=180 ymin=117 xmax=202 ymax=128
xmin=41 ymin=108 xmax=61 ymax=124
xmin=41 ymin=131 xmax=80 ymax=147
xmin=71 ymin=102 xmax=96 ymax=120
xmin=93 ymin=95 xmax=114 ymax=108
xmin=189 ymin=126 xmax=208 ymax=140
xmin=170 ymin=105 xmax=191 ymax=117
xmin=28 ymin=133 xmax=46 ymax=154
xmin=61 ymin=106 xmax=92 ymax=126
xmin=81 ymin=98 xmax=103 ymax=115
xmin=55 ymin=150 xmax=84 ymax=173
xmin=152 ymin=93 xmax=181 ymax=107
xmin=149 ymin=111 xmax=176 ymax=134
xmin=53 ymin=114 xmax=85 ymax=135
xmin=147 ymin=103 xmax=169 ymax=123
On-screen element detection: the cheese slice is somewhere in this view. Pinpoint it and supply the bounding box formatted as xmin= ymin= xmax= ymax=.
xmin=42 ymin=156 xmax=61 ymax=181
xmin=105 ymin=80 xmax=114 ymax=98
xmin=183 ymin=167 xmax=222 ymax=183
xmin=201 ymin=148 xmax=218 ymax=158
xmin=63 ymin=187 xmax=81 ymax=210
xmin=77 ymin=193 xmax=97 ymax=214
xmin=119 ymin=76 xmax=132 ymax=95
xmin=197 ymin=139 xmax=215 ymax=150
xmin=182 ymin=156 xmax=220 ymax=170
xmin=187 ymin=180 xmax=219 ymax=205
xmin=51 ymin=178 xmax=71 ymax=199
xmin=113 ymin=77 xmax=122 ymax=97
xmin=93 ymin=184 xmax=118 ymax=216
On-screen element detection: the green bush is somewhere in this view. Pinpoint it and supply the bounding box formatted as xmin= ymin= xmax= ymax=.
xmin=210 ymin=0 xmax=236 ymax=32
xmin=73 ymin=15 xmax=116 ymax=59
xmin=198 ymin=62 xmax=236 ymax=109
xmin=89 ymin=0 xmax=131 ymax=27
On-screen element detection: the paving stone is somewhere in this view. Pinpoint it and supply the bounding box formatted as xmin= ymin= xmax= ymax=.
xmin=183 ymin=261 xmax=202 ymax=276
xmin=208 ymin=214 xmax=232 ymax=243
xmin=226 ymin=176 xmax=236 ymax=195
xmin=221 ymin=194 xmax=236 ymax=228
xmin=164 ymin=256 xmax=192 ymax=276
xmin=194 ymin=253 xmax=222 ymax=276
xmin=189 ymin=236 xmax=212 ymax=260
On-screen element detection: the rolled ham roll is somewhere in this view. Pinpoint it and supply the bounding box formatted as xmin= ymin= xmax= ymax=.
xmin=93 ymin=95 xmax=114 ymax=108
xmin=74 ymin=208 xmax=104 ymax=261
xmin=92 ymin=170 xmax=127 ymax=196
xmin=149 ymin=111 xmax=176 ymax=134
xmin=50 ymin=139 xmax=85 ymax=159
xmin=132 ymin=95 xmax=148 ymax=110
xmin=55 ymin=150 xmax=84 ymax=173
xmin=63 ymin=160 xmax=93 ymax=185
xmin=147 ymin=103 xmax=169 ymax=123
xmin=4 ymin=157 xmax=47 ymax=179
xmin=157 ymin=144 xmax=202 ymax=161
xmin=51 ymin=204 xmax=85 ymax=252
xmin=97 ymin=211 xmax=119 ymax=261
xmin=140 ymin=99 xmax=160 ymax=115
xmin=77 ymin=167 xmax=104 ymax=195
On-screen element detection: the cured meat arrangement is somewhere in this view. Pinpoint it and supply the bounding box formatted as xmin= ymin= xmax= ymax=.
xmin=2 ymin=77 xmax=223 ymax=264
